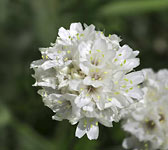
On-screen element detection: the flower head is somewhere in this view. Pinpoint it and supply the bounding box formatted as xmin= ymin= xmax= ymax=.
xmin=31 ymin=23 xmax=144 ymax=140
xmin=122 ymin=69 xmax=168 ymax=149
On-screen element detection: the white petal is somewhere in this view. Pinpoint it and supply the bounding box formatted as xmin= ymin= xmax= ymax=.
xmin=122 ymin=136 xmax=140 ymax=149
xmin=41 ymin=60 xmax=58 ymax=70
xmin=157 ymin=69 xmax=168 ymax=80
xmin=75 ymin=95 xmax=91 ymax=108
xmin=142 ymin=68 xmax=154 ymax=80
xmin=78 ymin=42 xmax=90 ymax=61
xmin=83 ymin=24 xmax=95 ymax=36
xmin=127 ymin=87 xmax=143 ymax=100
xmin=75 ymin=120 xmax=87 ymax=138
xmin=117 ymin=45 xmax=133 ymax=59
xmin=83 ymin=105 xmax=94 ymax=112
xmin=58 ymin=27 xmax=70 ymax=39
xmin=109 ymin=34 xmax=122 ymax=42
xmin=123 ymin=58 xmax=140 ymax=70
xmin=70 ymin=23 xmax=83 ymax=34
xmin=92 ymin=39 xmax=107 ymax=51
xmin=87 ymin=123 xmax=99 ymax=140
xmin=79 ymin=63 xmax=89 ymax=75
xmin=83 ymin=76 xmax=102 ymax=88
xmin=133 ymin=50 xmax=139 ymax=57
xmin=125 ymin=71 xmax=144 ymax=86
xmin=30 ymin=60 xmax=45 ymax=68
xmin=105 ymin=97 xmax=123 ymax=109
xmin=69 ymin=80 xmax=81 ymax=91
xmin=97 ymin=118 xmax=113 ymax=127
xmin=63 ymin=93 xmax=76 ymax=101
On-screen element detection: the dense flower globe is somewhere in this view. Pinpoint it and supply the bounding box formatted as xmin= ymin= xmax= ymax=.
xmin=31 ymin=23 xmax=144 ymax=140
xmin=122 ymin=69 xmax=168 ymax=149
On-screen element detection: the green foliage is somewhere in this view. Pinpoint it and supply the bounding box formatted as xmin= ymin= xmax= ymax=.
xmin=0 ymin=105 xmax=11 ymax=128
xmin=0 ymin=0 xmax=168 ymax=149
xmin=100 ymin=0 xmax=168 ymax=16
xmin=74 ymin=137 xmax=98 ymax=150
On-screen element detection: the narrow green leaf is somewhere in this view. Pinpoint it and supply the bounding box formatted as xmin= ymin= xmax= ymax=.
xmin=100 ymin=0 xmax=168 ymax=16
xmin=0 ymin=105 xmax=11 ymax=128
xmin=12 ymin=120 xmax=57 ymax=150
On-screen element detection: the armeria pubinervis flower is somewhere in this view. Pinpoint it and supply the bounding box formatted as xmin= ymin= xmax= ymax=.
xmin=31 ymin=22 xmax=144 ymax=140
xmin=122 ymin=69 xmax=168 ymax=150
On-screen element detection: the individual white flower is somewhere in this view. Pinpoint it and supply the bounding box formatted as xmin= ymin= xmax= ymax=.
xmin=122 ymin=69 xmax=168 ymax=150
xmin=31 ymin=22 xmax=144 ymax=140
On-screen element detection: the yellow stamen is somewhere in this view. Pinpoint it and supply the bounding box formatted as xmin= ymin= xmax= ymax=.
xmin=114 ymin=81 xmax=118 ymax=84
xmin=58 ymin=50 xmax=61 ymax=53
xmin=57 ymin=100 xmax=62 ymax=104
xmin=96 ymin=49 xmax=101 ymax=52
xmin=67 ymin=50 xmax=71 ymax=54
xmin=96 ymin=68 xmax=99 ymax=72
xmin=77 ymin=36 xmax=80 ymax=40
xmin=114 ymin=58 xmax=118 ymax=62
xmin=114 ymin=92 xmax=120 ymax=95
xmin=124 ymin=78 xmax=129 ymax=82
xmin=84 ymin=120 xmax=87 ymax=127
xmin=98 ymin=59 xmax=101 ymax=62
xmin=64 ymin=57 xmax=68 ymax=61
xmin=129 ymin=87 xmax=133 ymax=90
xmin=122 ymin=85 xmax=126 ymax=88
xmin=64 ymin=46 xmax=67 ymax=49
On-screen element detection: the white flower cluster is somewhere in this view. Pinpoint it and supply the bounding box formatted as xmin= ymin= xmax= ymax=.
xmin=31 ymin=23 xmax=144 ymax=140
xmin=122 ymin=69 xmax=168 ymax=150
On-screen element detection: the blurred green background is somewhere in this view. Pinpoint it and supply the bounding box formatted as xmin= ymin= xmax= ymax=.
xmin=0 ymin=0 xmax=168 ymax=150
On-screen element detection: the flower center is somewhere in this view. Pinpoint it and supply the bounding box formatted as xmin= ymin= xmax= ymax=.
xmin=146 ymin=120 xmax=155 ymax=129
xmin=90 ymin=53 xmax=102 ymax=66
xmin=91 ymin=60 xmax=99 ymax=66
xmin=92 ymin=73 xmax=101 ymax=80
xmin=86 ymin=85 xmax=96 ymax=94
xmin=159 ymin=113 xmax=165 ymax=122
